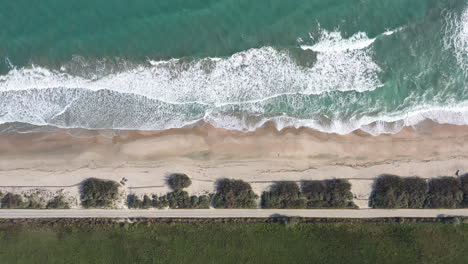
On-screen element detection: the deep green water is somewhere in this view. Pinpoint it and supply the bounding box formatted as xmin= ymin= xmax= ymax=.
xmin=0 ymin=0 xmax=467 ymax=134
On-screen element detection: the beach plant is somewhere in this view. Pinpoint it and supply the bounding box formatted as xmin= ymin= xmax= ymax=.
xmin=167 ymin=173 xmax=192 ymax=191
xmin=128 ymin=194 xmax=153 ymax=209
xmin=213 ymin=179 xmax=258 ymax=208
xmin=127 ymin=194 xmax=144 ymax=209
xmin=460 ymin=173 xmax=468 ymax=208
xmin=81 ymin=178 xmax=120 ymax=208
xmin=370 ymin=175 xmax=406 ymax=208
xmin=261 ymin=182 xmax=307 ymax=209
xmin=424 ymin=177 xmax=463 ymax=208
xmin=46 ymin=195 xmax=70 ymax=209
xmin=0 ymin=193 xmax=26 ymax=209
xmin=403 ymin=177 xmax=428 ymax=208
xmin=165 ymin=190 xmax=191 ymax=208
xmin=302 ymin=179 xmax=356 ymax=208
xmin=370 ymin=175 xmax=428 ymax=209
xmin=144 ymin=192 xmax=211 ymax=209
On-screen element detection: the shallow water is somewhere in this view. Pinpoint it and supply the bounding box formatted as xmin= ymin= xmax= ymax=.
xmin=0 ymin=0 xmax=467 ymax=134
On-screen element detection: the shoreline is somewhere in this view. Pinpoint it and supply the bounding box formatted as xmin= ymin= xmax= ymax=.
xmin=1 ymin=121 xmax=468 ymax=208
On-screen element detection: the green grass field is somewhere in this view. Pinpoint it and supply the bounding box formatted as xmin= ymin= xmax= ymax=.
xmin=0 ymin=219 xmax=467 ymax=264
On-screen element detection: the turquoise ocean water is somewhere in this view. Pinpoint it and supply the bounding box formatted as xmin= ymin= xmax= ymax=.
xmin=0 ymin=0 xmax=467 ymax=134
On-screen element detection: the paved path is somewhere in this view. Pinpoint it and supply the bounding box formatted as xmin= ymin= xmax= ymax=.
xmin=0 ymin=209 xmax=467 ymax=218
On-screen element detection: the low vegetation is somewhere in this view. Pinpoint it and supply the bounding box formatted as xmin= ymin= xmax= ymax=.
xmin=0 ymin=192 xmax=70 ymax=209
xmin=46 ymin=195 xmax=70 ymax=209
xmin=0 ymin=193 xmax=25 ymax=209
xmin=0 ymin=220 xmax=466 ymax=263
xmin=128 ymin=174 xmax=211 ymax=209
xmin=4 ymin=172 xmax=467 ymax=210
xmin=167 ymin=173 xmax=192 ymax=191
xmin=370 ymin=175 xmax=428 ymax=208
xmin=262 ymin=179 xmax=356 ymax=209
xmin=461 ymin=174 xmax=468 ymax=207
xmin=302 ymin=179 xmax=357 ymax=208
xmin=261 ymin=182 xmax=307 ymax=209
xmin=370 ymin=174 xmax=468 ymax=209
xmin=425 ymin=177 xmax=463 ymax=208
xmin=213 ymin=179 xmax=258 ymax=208
xmin=81 ymin=178 xmax=120 ymax=208
xmin=128 ymin=192 xmax=212 ymax=209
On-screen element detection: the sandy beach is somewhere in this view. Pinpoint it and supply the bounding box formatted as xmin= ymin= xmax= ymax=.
xmin=0 ymin=121 xmax=467 ymax=208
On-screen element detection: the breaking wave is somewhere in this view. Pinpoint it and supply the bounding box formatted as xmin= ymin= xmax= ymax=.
xmin=1 ymin=27 xmax=467 ymax=135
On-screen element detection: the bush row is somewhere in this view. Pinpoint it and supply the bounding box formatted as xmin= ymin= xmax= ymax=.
xmin=261 ymin=180 xmax=357 ymax=209
xmin=0 ymin=192 xmax=70 ymax=209
xmin=370 ymin=174 xmax=468 ymax=208
xmin=128 ymin=192 xmax=212 ymax=209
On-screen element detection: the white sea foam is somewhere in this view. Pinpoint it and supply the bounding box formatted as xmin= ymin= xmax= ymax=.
xmin=1 ymin=84 xmax=467 ymax=135
xmin=444 ymin=7 xmax=468 ymax=74
xmin=1 ymin=28 xmax=466 ymax=135
xmin=0 ymin=30 xmax=383 ymax=106
xmin=206 ymin=103 xmax=468 ymax=135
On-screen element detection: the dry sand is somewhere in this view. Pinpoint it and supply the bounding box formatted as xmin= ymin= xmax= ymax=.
xmin=0 ymin=121 xmax=467 ymax=208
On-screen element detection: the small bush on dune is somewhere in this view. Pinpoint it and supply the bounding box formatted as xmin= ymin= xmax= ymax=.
xmin=46 ymin=195 xmax=70 ymax=209
xmin=192 ymin=194 xmax=211 ymax=209
xmin=460 ymin=173 xmax=468 ymax=208
xmin=404 ymin=177 xmax=428 ymax=208
xmin=370 ymin=174 xmax=466 ymax=209
xmin=1 ymin=193 xmax=25 ymax=209
xmin=325 ymin=179 xmax=356 ymax=208
xmin=142 ymin=195 xmax=152 ymax=209
xmin=261 ymin=182 xmax=307 ymax=209
xmin=127 ymin=194 xmax=144 ymax=209
xmin=302 ymin=180 xmax=328 ymax=207
xmin=370 ymin=174 xmax=406 ymax=208
xmin=128 ymin=194 xmax=153 ymax=209
xmin=302 ymin=179 xmax=356 ymax=208
xmin=370 ymin=175 xmax=428 ymax=209
xmin=81 ymin=178 xmax=120 ymax=208
xmin=213 ymin=179 xmax=258 ymax=208
xmin=167 ymin=173 xmax=192 ymax=191
xmin=165 ymin=190 xmax=191 ymax=208
xmin=425 ymin=177 xmax=463 ymax=208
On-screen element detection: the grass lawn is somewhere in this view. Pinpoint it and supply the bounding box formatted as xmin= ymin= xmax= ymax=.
xmin=0 ymin=220 xmax=466 ymax=264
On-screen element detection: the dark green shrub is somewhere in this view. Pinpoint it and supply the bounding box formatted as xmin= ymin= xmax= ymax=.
xmin=404 ymin=177 xmax=428 ymax=208
xmin=460 ymin=174 xmax=468 ymax=208
xmin=186 ymin=194 xmax=212 ymax=209
xmin=151 ymin=194 xmax=160 ymax=208
xmin=127 ymin=194 xmax=143 ymax=209
xmin=1 ymin=193 xmax=25 ymax=209
xmin=326 ymin=179 xmax=356 ymax=208
xmin=370 ymin=175 xmax=406 ymax=208
xmin=261 ymin=182 xmax=307 ymax=209
xmin=128 ymin=194 xmax=153 ymax=209
xmin=302 ymin=180 xmax=328 ymax=207
xmin=25 ymin=198 xmax=42 ymax=209
xmin=194 ymin=195 xmax=211 ymax=209
xmin=425 ymin=177 xmax=463 ymax=208
xmin=81 ymin=178 xmax=120 ymax=208
xmin=302 ymin=179 xmax=356 ymax=208
xmin=213 ymin=179 xmax=258 ymax=208
xmin=165 ymin=190 xmax=191 ymax=208
xmin=370 ymin=175 xmax=427 ymax=209
xmin=46 ymin=195 xmax=70 ymax=209
xmin=167 ymin=173 xmax=192 ymax=191
xmin=142 ymin=195 xmax=152 ymax=209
